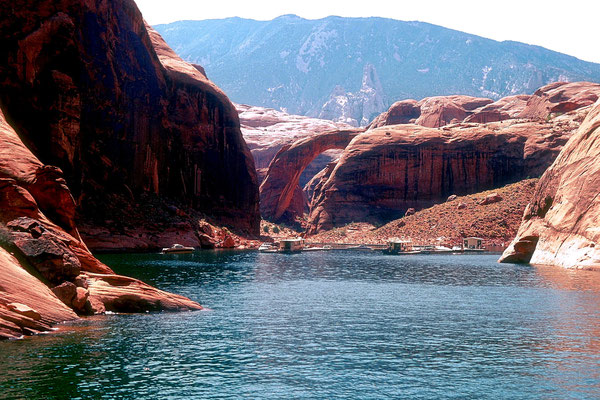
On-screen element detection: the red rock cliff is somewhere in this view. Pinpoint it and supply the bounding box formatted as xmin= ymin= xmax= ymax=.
xmin=0 ymin=108 xmax=201 ymax=340
xmin=500 ymin=100 xmax=600 ymax=267
xmin=307 ymin=118 xmax=581 ymax=233
xmin=259 ymin=129 xmax=362 ymax=223
xmin=298 ymin=82 xmax=600 ymax=233
xmin=0 ymin=0 xmax=260 ymax=240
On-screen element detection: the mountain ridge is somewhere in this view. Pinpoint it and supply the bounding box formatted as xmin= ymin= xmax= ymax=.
xmin=155 ymin=15 xmax=600 ymax=125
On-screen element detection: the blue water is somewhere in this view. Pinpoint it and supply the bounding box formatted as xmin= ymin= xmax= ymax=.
xmin=2 ymin=251 xmax=600 ymax=399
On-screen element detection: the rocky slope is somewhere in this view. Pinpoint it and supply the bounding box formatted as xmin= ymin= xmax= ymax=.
xmin=307 ymin=179 xmax=538 ymax=248
xmin=500 ymin=100 xmax=600 ymax=268
xmin=0 ymin=0 xmax=260 ymax=251
xmin=0 ymin=109 xmax=201 ymax=340
xmin=155 ymin=16 xmax=600 ymax=124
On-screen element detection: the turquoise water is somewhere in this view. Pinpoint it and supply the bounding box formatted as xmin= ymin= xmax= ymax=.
xmin=2 ymin=251 xmax=600 ymax=399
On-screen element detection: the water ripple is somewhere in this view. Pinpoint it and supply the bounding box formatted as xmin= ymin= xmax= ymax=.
xmin=1 ymin=252 xmax=600 ymax=399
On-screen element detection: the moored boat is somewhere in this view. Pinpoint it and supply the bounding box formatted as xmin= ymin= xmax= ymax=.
xmin=279 ymin=238 xmax=304 ymax=253
xmin=383 ymin=238 xmax=421 ymax=255
xmin=258 ymin=243 xmax=278 ymax=253
xmin=161 ymin=244 xmax=195 ymax=254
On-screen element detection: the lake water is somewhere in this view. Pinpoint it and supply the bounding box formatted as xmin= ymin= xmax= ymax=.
xmin=2 ymin=251 xmax=600 ymax=399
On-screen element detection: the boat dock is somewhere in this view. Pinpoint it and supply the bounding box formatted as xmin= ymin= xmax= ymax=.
xmin=304 ymin=242 xmax=388 ymax=250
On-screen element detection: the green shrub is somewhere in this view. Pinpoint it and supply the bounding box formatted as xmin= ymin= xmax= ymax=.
xmin=0 ymin=223 xmax=12 ymax=248
xmin=273 ymin=226 xmax=280 ymax=234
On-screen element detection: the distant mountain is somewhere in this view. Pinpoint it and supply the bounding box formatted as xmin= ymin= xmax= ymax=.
xmin=155 ymin=15 xmax=600 ymax=126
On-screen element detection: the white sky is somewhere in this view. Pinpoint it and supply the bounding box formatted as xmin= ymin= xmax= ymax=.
xmin=136 ymin=0 xmax=600 ymax=63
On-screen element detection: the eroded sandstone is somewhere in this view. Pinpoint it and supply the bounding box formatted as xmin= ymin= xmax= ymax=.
xmin=500 ymin=100 xmax=600 ymax=268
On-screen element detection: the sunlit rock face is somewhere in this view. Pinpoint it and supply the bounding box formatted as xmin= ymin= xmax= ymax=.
xmin=500 ymin=100 xmax=600 ymax=268
xmin=305 ymin=120 xmax=578 ymax=233
xmin=257 ymin=82 xmax=600 ymax=230
xmin=0 ymin=108 xmax=201 ymax=340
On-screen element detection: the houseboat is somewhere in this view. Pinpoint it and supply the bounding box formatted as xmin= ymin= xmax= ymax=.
xmin=384 ymin=238 xmax=420 ymax=255
xmin=462 ymin=237 xmax=485 ymax=252
xmin=279 ymin=238 xmax=304 ymax=253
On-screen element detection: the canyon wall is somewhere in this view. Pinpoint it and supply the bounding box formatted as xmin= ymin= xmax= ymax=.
xmin=300 ymin=82 xmax=600 ymax=232
xmin=0 ymin=109 xmax=201 ymax=339
xmin=500 ymin=101 xmax=600 ymax=268
xmin=306 ymin=119 xmax=578 ymax=232
xmin=0 ymin=0 xmax=260 ymax=241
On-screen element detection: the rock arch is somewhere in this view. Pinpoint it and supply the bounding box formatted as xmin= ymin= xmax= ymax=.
xmin=259 ymin=129 xmax=363 ymax=222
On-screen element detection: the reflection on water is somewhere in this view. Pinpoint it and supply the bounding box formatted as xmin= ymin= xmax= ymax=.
xmin=1 ymin=252 xmax=600 ymax=399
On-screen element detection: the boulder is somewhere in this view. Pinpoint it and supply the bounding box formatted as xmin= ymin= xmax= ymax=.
xmin=6 ymin=303 xmax=42 ymax=321
xmin=51 ymin=282 xmax=78 ymax=308
xmin=72 ymin=287 xmax=89 ymax=312
xmin=479 ymin=193 xmax=503 ymax=205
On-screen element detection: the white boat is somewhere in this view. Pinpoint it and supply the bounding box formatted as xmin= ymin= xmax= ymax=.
xmin=347 ymin=244 xmax=373 ymax=251
xmin=161 ymin=244 xmax=194 ymax=254
xmin=258 ymin=243 xmax=278 ymax=253
xmin=434 ymin=246 xmax=453 ymax=253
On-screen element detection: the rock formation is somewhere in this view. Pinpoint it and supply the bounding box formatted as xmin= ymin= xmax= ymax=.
xmin=518 ymin=81 xmax=600 ymax=120
xmin=306 ymin=117 xmax=581 ymax=233
xmin=0 ymin=0 xmax=260 ymax=247
xmin=237 ymin=103 xmax=350 ymax=178
xmin=318 ymin=64 xmax=386 ymax=127
xmin=258 ymin=82 xmax=600 ymax=229
xmin=369 ymin=82 xmax=600 ymax=130
xmin=369 ymin=95 xmax=495 ymax=129
xmin=464 ymin=95 xmax=530 ymax=123
xmin=260 ymin=129 xmax=363 ymax=222
xmin=367 ymin=100 xmax=421 ymax=128
xmin=0 ymin=109 xmax=201 ymax=339
xmin=500 ymin=100 xmax=600 ymax=267
xmin=297 ymin=82 xmax=600 ymax=233
xmin=414 ymin=96 xmax=493 ymax=128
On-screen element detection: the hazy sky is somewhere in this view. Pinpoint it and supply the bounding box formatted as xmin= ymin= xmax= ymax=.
xmin=136 ymin=0 xmax=600 ymax=63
